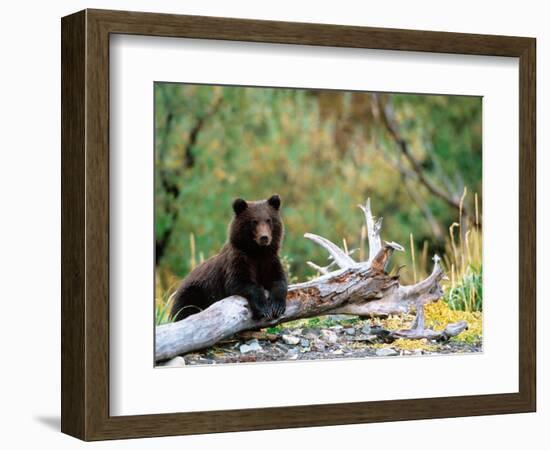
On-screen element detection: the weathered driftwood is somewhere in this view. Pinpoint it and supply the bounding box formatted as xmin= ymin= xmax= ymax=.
xmin=155 ymin=199 xmax=467 ymax=362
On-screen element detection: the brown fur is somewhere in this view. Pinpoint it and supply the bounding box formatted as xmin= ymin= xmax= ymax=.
xmin=170 ymin=195 xmax=288 ymax=321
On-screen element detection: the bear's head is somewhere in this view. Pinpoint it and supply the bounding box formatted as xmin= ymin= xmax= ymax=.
xmin=229 ymin=194 xmax=284 ymax=253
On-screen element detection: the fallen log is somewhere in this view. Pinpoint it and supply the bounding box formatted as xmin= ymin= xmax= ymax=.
xmin=155 ymin=199 xmax=467 ymax=362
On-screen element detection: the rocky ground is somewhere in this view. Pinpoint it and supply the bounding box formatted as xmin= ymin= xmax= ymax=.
xmin=159 ymin=317 xmax=482 ymax=367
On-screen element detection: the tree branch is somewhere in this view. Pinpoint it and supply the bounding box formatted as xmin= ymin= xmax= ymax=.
xmin=374 ymin=95 xmax=466 ymax=214
xmin=358 ymin=198 xmax=383 ymax=264
xmin=304 ymin=233 xmax=356 ymax=269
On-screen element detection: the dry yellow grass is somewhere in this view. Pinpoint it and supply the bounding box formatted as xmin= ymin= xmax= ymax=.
xmin=424 ymin=301 xmax=482 ymax=344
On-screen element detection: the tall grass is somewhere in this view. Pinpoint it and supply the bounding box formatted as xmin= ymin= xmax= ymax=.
xmin=155 ymin=266 xmax=181 ymax=325
xmin=155 ymin=286 xmax=175 ymax=325
xmin=412 ymin=189 xmax=482 ymax=312
xmin=444 ymin=189 xmax=482 ymax=311
xmin=155 ymin=232 xmax=207 ymax=325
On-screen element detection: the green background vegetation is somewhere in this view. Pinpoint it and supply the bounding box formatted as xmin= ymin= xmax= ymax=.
xmin=155 ymin=83 xmax=483 ymax=325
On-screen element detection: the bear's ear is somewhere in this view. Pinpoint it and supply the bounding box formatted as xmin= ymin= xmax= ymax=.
xmin=232 ymin=198 xmax=248 ymax=215
xmin=267 ymin=194 xmax=281 ymax=210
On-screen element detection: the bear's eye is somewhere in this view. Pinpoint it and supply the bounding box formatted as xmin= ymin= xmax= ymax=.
xmin=252 ymin=220 xmax=259 ymax=226
xmin=266 ymin=218 xmax=272 ymax=225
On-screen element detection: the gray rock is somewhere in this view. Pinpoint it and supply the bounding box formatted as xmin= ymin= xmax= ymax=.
xmin=239 ymin=344 xmax=253 ymax=354
xmin=161 ymin=356 xmax=186 ymax=367
xmin=361 ymin=324 xmax=372 ymax=335
xmin=303 ymin=329 xmax=320 ymax=340
xmin=300 ymin=338 xmax=310 ymax=348
xmin=286 ymin=347 xmax=299 ymax=359
xmin=321 ymin=329 xmax=338 ymax=344
xmin=344 ymin=327 xmax=356 ymax=336
xmin=275 ymin=342 xmax=290 ymax=352
xmin=375 ymin=347 xmax=398 ymax=357
xmin=311 ymin=339 xmax=326 ymax=352
xmin=240 ymin=341 xmax=262 ymax=354
xmin=282 ymin=334 xmax=300 ymax=345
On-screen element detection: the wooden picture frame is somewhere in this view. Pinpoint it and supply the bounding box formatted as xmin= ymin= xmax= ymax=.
xmin=61 ymin=8 xmax=536 ymax=441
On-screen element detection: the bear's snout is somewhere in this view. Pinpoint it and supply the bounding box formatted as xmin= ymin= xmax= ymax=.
xmin=255 ymin=222 xmax=272 ymax=246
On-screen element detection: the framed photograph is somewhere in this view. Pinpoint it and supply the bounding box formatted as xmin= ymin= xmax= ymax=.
xmin=61 ymin=9 xmax=536 ymax=440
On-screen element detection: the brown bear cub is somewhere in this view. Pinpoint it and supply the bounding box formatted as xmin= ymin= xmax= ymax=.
xmin=170 ymin=194 xmax=288 ymax=322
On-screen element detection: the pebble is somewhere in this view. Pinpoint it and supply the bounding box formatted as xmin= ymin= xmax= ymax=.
xmin=361 ymin=324 xmax=372 ymax=335
xmin=287 ymin=347 xmax=299 ymax=359
xmin=321 ymin=329 xmax=338 ymax=344
xmin=282 ymin=334 xmax=300 ymax=345
xmin=375 ymin=348 xmax=399 ymax=357
xmin=303 ymin=330 xmax=320 ymax=340
xmin=311 ymin=339 xmax=326 ymax=352
xmin=344 ymin=327 xmax=356 ymax=336
xmin=240 ymin=341 xmax=262 ymax=354
xmin=161 ymin=356 xmax=186 ymax=367
xmin=300 ymin=338 xmax=310 ymax=348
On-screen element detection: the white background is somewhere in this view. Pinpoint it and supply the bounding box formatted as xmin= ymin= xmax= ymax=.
xmin=110 ymin=36 xmax=519 ymax=416
xmin=0 ymin=0 xmax=547 ymax=448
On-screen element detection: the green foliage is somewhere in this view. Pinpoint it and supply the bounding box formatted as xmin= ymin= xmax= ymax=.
xmin=154 ymin=83 xmax=482 ymax=289
xmin=280 ymin=254 xmax=298 ymax=284
xmin=445 ymin=265 xmax=483 ymax=311
xmin=279 ymin=315 xmax=361 ymax=330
